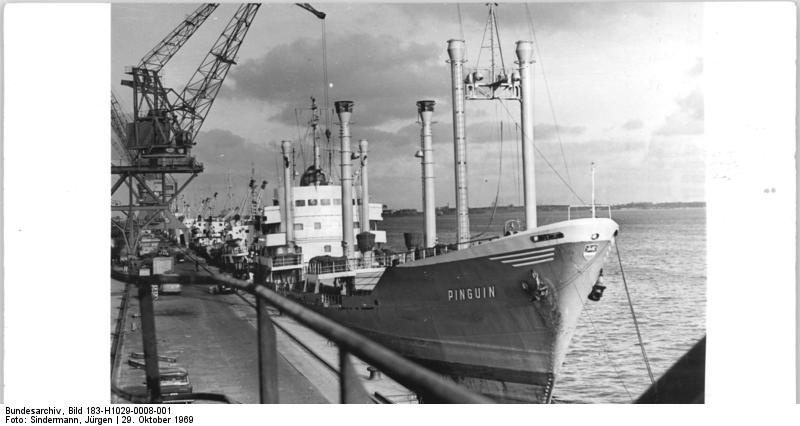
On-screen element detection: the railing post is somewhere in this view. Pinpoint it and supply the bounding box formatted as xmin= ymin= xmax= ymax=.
xmin=137 ymin=278 xmax=162 ymax=403
xmin=256 ymin=292 xmax=279 ymax=403
xmin=339 ymin=348 xmax=371 ymax=404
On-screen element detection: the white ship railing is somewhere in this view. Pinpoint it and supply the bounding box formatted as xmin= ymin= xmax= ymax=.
xmin=568 ymin=204 xmax=612 ymax=220
xmin=272 ymin=253 xmax=303 ymax=267
xmin=307 ymin=246 xmax=460 ymax=275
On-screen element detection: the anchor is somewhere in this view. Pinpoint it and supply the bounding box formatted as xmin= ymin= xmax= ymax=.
xmin=521 ymin=270 xmax=548 ymax=301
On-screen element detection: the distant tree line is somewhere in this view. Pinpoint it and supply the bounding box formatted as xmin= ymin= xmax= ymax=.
xmin=382 ymin=201 xmax=705 ymax=217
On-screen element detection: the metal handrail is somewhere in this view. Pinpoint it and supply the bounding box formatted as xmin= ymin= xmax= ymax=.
xmin=112 ymin=259 xmax=492 ymax=404
xmin=567 ymin=204 xmax=612 ymax=220
xmin=272 ymin=253 xmax=303 ymax=267
xmin=307 ymin=247 xmax=461 ymax=275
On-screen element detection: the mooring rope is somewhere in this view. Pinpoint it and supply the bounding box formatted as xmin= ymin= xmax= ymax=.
xmin=567 ymin=278 xmax=634 ymax=402
xmin=579 ymin=307 xmax=634 ymax=402
xmin=616 ymin=242 xmax=656 ymax=385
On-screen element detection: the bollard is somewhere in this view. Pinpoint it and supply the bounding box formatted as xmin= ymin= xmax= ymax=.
xmin=367 ymin=366 xmax=382 ymax=380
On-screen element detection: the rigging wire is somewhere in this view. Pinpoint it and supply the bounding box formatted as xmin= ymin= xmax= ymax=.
xmin=524 ymin=3 xmax=573 ymax=186
xmin=294 ymin=109 xmax=307 ymax=170
xmin=616 ymin=242 xmax=657 ymax=386
xmin=456 ymin=3 xmax=465 ymax=41
xmin=474 ymin=9 xmax=489 ymax=68
xmin=496 ymin=99 xmax=587 ymax=205
xmin=472 ymin=117 xmax=504 ymax=239
xmin=492 ymin=6 xmax=506 ymax=71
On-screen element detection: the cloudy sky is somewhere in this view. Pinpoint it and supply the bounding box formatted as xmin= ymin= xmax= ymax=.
xmin=111 ymin=2 xmax=703 ymax=211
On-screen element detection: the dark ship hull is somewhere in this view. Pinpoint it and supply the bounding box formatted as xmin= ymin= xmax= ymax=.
xmin=286 ymin=218 xmax=619 ymax=403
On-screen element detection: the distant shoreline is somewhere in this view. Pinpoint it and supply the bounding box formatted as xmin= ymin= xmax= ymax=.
xmin=383 ymin=202 xmax=705 ymax=217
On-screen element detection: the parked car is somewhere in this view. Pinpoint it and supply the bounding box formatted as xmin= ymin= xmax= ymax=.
xmin=160 ymin=282 xmax=182 ymax=295
xmin=208 ymin=284 xmax=234 ymax=295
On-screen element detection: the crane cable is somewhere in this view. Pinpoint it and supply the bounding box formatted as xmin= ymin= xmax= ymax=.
xmin=320 ymin=19 xmax=332 ymax=174
xmin=616 ymin=242 xmax=657 ymax=386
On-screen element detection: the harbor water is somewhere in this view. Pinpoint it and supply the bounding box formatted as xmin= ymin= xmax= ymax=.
xmin=381 ymin=207 xmax=706 ymax=403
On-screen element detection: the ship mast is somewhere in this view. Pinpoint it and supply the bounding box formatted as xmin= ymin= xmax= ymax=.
xmin=417 ymin=100 xmax=437 ymax=248
xmin=447 ymin=40 xmax=470 ymax=249
xmin=449 ymin=4 xmax=536 ymax=245
xmin=335 ymin=101 xmax=355 ymax=259
xmin=515 ymin=41 xmax=537 ymax=229
xmin=311 ymin=97 xmax=322 ymax=173
xmin=281 ymin=140 xmax=295 ymax=246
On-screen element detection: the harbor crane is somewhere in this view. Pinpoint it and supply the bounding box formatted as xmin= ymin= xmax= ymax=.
xmin=112 ymin=3 xmax=261 ymax=256
xmin=110 ymin=90 xmax=134 ymax=165
xmin=111 ymin=3 xmax=326 ymax=257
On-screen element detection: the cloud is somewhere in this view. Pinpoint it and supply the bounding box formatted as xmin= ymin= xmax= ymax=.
xmin=227 ymin=33 xmax=451 ymax=128
xmin=656 ymin=89 xmax=703 ymax=136
xmin=533 ymin=123 xmax=586 ymax=140
xmin=529 ymin=135 xmax=704 ymax=203
xmin=181 ymin=129 xmax=278 ymax=204
xmin=622 ymin=119 xmax=644 ymax=130
xmin=391 ymin=3 xmax=664 ymax=36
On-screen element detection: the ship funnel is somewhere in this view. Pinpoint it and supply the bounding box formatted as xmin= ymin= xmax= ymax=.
xmin=335 ymin=100 xmax=355 ymax=258
xmin=447 ymin=39 xmax=470 ymax=249
xmin=515 ymin=40 xmax=537 ymax=229
xmin=281 ymin=140 xmax=295 ymax=246
xmin=417 ymin=100 xmax=437 ymax=248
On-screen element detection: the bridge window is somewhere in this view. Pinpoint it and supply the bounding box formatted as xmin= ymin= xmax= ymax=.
xmin=308 ymin=199 xmax=318 ymax=206
xmin=314 ymin=222 xmax=322 ymax=230
xmin=324 ymin=245 xmax=331 ymax=253
xmin=293 ymin=223 xmax=303 ymax=231
xmin=354 ymin=222 xmax=360 ymax=229
xmin=333 ymin=199 xmax=342 ymax=205
xmin=320 ymin=198 xmax=331 ymax=206
xmin=295 ymin=200 xmax=306 ymax=207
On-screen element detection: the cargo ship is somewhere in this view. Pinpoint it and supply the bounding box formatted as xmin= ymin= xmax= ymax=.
xmin=251 ymin=20 xmax=619 ymax=403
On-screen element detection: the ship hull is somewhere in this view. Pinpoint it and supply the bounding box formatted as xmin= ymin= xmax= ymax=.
xmin=286 ymin=218 xmax=618 ymax=403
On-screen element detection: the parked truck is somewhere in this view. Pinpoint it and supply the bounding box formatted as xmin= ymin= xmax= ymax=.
xmin=152 ymin=256 xmax=181 ymax=295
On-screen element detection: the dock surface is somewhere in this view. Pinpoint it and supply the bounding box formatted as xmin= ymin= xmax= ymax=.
xmin=112 ymin=261 xmax=414 ymax=403
xmin=111 ymin=264 xmax=328 ymax=403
